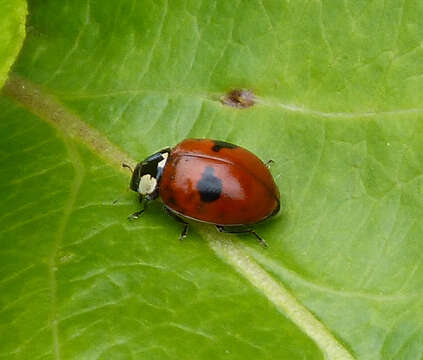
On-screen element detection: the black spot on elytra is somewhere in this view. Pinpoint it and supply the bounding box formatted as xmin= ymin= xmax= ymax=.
xmin=212 ymin=140 xmax=238 ymax=152
xmin=197 ymin=167 xmax=222 ymax=202
xmin=221 ymin=89 xmax=255 ymax=108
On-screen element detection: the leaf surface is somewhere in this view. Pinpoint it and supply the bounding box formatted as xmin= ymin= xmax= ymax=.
xmin=1 ymin=1 xmax=423 ymax=359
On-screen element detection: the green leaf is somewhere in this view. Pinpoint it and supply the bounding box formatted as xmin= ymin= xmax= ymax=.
xmin=1 ymin=0 xmax=423 ymax=359
xmin=0 ymin=0 xmax=27 ymax=89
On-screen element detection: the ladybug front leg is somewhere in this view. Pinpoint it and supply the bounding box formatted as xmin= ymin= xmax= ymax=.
xmin=128 ymin=195 xmax=149 ymax=220
xmin=164 ymin=206 xmax=189 ymax=240
xmin=216 ymin=225 xmax=268 ymax=248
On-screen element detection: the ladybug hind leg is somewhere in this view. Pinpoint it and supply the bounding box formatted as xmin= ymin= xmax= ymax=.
xmin=164 ymin=207 xmax=189 ymax=240
xmin=216 ymin=225 xmax=268 ymax=248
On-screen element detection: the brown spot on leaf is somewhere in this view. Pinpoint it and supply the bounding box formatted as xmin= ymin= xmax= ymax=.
xmin=221 ymin=89 xmax=255 ymax=109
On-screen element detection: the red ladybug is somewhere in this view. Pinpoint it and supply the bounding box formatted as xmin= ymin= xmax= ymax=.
xmin=125 ymin=139 xmax=280 ymax=247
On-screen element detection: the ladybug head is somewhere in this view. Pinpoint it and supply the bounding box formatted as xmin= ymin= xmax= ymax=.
xmin=129 ymin=148 xmax=170 ymax=198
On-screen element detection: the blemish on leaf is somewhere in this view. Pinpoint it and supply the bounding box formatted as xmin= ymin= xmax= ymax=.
xmin=221 ymin=89 xmax=255 ymax=109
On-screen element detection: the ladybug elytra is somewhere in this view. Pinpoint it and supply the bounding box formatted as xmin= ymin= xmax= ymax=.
xmin=125 ymin=139 xmax=280 ymax=247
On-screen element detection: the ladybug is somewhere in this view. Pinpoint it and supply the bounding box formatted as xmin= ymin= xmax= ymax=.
xmin=124 ymin=139 xmax=280 ymax=247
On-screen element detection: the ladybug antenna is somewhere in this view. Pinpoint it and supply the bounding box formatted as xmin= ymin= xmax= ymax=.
xmin=122 ymin=163 xmax=133 ymax=174
xmin=114 ymin=163 xmax=133 ymax=205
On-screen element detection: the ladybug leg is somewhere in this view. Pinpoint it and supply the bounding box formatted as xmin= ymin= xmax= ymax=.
xmin=164 ymin=207 xmax=189 ymax=240
xmin=128 ymin=196 xmax=149 ymax=220
xmin=265 ymin=159 xmax=274 ymax=168
xmin=216 ymin=225 xmax=268 ymax=248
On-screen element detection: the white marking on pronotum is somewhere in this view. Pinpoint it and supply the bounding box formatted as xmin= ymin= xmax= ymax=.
xmin=138 ymin=174 xmax=157 ymax=194
xmin=158 ymin=152 xmax=168 ymax=169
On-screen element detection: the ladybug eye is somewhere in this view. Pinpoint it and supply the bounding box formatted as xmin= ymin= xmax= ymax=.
xmin=138 ymin=174 xmax=157 ymax=195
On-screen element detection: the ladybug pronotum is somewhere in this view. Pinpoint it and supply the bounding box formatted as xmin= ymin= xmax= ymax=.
xmin=124 ymin=139 xmax=280 ymax=247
